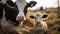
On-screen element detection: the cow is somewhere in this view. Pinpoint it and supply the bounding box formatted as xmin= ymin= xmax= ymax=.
xmin=0 ymin=0 xmax=37 ymax=34
xmin=29 ymin=12 xmax=48 ymax=31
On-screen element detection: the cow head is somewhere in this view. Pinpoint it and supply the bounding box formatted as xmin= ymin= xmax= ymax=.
xmin=16 ymin=0 xmax=37 ymax=21
xmin=4 ymin=0 xmax=37 ymax=24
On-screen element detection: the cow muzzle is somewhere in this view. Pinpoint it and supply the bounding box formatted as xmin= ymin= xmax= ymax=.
xmin=16 ymin=16 xmax=24 ymax=21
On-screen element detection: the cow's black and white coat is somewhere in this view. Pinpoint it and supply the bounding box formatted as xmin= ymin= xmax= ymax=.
xmin=0 ymin=0 xmax=37 ymax=34
xmin=0 ymin=0 xmax=3 ymax=28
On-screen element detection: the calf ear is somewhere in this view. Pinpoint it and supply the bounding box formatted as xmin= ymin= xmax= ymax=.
xmin=42 ymin=15 xmax=48 ymax=18
xmin=29 ymin=15 xmax=35 ymax=19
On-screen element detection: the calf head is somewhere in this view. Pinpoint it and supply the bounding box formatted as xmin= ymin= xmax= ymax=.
xmin=29 ymin=12 xmax=48 ymax=22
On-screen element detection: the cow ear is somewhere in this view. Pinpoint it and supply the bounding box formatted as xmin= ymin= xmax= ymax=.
xmin=29 ymin=15 xmax=35 ymax=19
xmin=42 ymin=15 xmax=48 ymax=18
xmin=29 ymin=1 xmax=37 ymax=7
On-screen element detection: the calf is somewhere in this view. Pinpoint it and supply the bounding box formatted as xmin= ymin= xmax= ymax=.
xmin=30 ymin=12 xmax=48 ymax=30
xmin=1 ymin=0 xmax=37 ymax=33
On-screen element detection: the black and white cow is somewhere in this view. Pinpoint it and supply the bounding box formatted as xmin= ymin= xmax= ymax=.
xmin=0 ymin=0 xmax=37 ymax=33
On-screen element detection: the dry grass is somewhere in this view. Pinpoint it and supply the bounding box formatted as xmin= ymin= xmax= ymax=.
xmin=0 ymin=11 xmax=60 ymax=34
xmin=22 ymin=11 xmax=60 ymax=34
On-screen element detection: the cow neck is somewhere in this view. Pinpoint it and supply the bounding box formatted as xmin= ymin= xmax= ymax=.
xmin=6 ymin=1 xmax=15 ymax=8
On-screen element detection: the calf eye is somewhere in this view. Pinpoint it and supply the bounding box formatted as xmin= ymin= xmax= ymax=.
xmin=29 ymin=15 xmax=35 ymax=19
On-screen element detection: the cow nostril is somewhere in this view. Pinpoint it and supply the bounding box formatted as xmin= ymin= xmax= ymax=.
xmin=18 ymin=16 xmax=24 ymax=20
